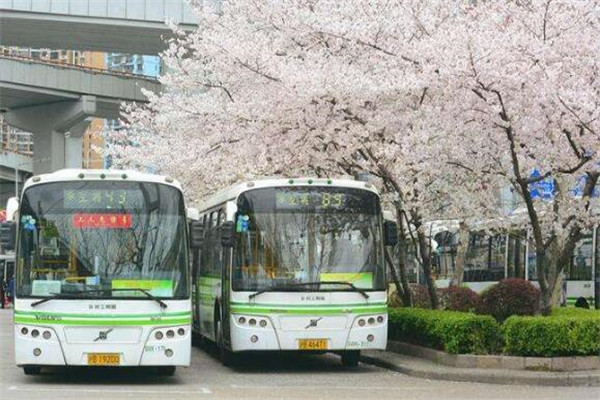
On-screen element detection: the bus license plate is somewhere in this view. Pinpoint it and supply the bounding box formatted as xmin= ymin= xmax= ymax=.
xmin=298 ymin=339 xmax=328 ymax=350
xmin=87 ymin=353 xmax=121 ymax=366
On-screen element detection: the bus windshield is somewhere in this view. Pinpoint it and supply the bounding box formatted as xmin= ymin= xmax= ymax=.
xmin=233 ymin=187 xmax=385 ymax=292
xmin=17 ymin=181 xmax=189 ymax=299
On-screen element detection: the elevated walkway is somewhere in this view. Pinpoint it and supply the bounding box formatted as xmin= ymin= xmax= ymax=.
xmin=0 ymin=0 xmax=198 ymax=53
xmin=0 ymin=55 xmax=159 ymax=118
xmin=0 ymin=55 xmax=160 ymax=173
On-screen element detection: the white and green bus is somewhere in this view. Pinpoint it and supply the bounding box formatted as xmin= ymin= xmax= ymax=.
xmin=189 ymin=178 xmax=398 ymax=366
xmin=12 ymin=169 xmax=193 ymax=375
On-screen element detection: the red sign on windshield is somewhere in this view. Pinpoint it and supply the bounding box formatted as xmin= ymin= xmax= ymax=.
xmin=73 ymin=213 xmax=132 ymax=229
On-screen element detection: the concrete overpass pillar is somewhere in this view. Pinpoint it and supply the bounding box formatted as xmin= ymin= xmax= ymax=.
xmin=4 ymin=96 xmax=97 ymax=174
xmin=64 ymin=120 xmax=90 ymax=169
xmin=33 ymin=130 xmax=65 ymax=173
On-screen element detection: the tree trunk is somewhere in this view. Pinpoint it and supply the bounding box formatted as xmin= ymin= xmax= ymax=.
xmin=385 ymin=247 xmax=405 ymax=305
xmin=536 ymin=234 xmax=581 ymax=315
xmin=396 ymin=208 xmax=413 ymax=307
xmin=416 ymin=228 xmax=439 ymax=309
xmin=450 ymin=221 xmax=469 ymax=287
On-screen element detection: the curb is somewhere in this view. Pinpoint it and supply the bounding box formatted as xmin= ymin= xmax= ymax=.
xmin=386 ymin=341 xmax=600 ymax=372
xmin=360 ymin=351 xmax=600 ymax=387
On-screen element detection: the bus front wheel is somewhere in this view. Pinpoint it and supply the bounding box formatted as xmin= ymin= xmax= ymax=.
xmin=23 ymin=366 xmax=42 ymax=375
xmin=341 ymin=350 xmax=360 ymax=367
xmin=216 ymin=319 xmax=236 ymax=367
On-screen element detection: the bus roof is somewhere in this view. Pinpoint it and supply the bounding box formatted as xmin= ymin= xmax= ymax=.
xmin=198 ymin=177 xmax=379 ymax=213
xmin=22 ymin=169 xmax=183 ymax=192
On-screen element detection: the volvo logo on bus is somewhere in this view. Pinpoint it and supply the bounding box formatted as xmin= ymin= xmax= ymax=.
xmin=305 ymin=317 xmax=323 ymax=329
xmin=94 ymin=328 xmax=114 ymax=342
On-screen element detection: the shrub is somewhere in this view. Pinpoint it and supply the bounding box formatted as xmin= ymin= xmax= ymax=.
xmin=439 ymin=286 xmax=481 ymax=312
xmin=410 ymin=284 xmax=431 ymax=309
xmin=478 ymin=279 xmax=540 ymax=321
xmin=503 ymin=312 xmax=600 ymax=357
xmin=387 ymin=286 xmax=404 ymax=308
xmin=388 ymin=308 xmax=501 ymax=354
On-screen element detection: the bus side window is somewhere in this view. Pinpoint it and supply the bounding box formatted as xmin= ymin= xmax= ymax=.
xmin=212 ymin=209 xmax=225 ymax=277
xmin=217 ymin=209 xmax=225 ymax=226
xmin=199 ymin=214 xmax=210 ymax=277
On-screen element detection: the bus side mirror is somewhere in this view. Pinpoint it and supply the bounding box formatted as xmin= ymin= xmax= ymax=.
xmin=221 ymin=221 xmax=236 ymax=247
xmin=384 ymin=220 xmax=398 ymax=247
xmin=0 ymin=222 xmax=16 ymax=251
xmin=189 ymin=221 xmax=204 ymax=249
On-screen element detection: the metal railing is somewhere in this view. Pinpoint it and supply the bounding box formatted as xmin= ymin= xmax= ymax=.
xmin=0 ymin=53 xmax=159 ymax=82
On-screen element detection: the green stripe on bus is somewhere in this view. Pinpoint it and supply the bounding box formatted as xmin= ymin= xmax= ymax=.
xmin=230 ymin=301 xmax=386 ymax=308
xmin=230 ymin=305 xmax=387 ymax=315
xmin=14 ymin=310 xmax=191 ymax=318
xmin=14 ymin=316 xmax=192 ymax=326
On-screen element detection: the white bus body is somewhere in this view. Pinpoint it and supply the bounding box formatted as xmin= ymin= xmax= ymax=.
xmin=14 ymin=169 xmax=191 ymax=375
xmin=190 ymin=178 xmax=390 ymax=366
xmin=424 ymin=219 xmax=598 ymax=307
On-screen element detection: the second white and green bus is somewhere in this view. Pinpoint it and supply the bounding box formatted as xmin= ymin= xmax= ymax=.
xmin=189 ymin=178 xmax=397 ymax=366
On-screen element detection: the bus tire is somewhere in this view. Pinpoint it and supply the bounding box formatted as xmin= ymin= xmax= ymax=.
xmin=216 ymin=318 xmax=236 ymax=367
xmin=191 ymin=330 xmax=204 ymax=347
xmin=23 ymin=366 xmax=42 ymax=375
xmin=341 ymin=350 xmax=360 ymax=367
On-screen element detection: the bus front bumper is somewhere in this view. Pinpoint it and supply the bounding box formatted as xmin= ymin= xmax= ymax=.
xmin=229 ymin=314 xmax=387 ymax=352
xmin=14 ymin=324 xmax=191 ymax=367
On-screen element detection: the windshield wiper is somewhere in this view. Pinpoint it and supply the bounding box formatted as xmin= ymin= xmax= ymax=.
xmin=31 ymin=293 xmax=87 ymax=307
xmin=32 ymin=288 xmax=168 ymax=309
xmin=248 ymin=284 xmax=297 ymax=300
xmin=248 ymin=281 xmax=370 ymax=300
xmin=109 ymin=288 xmax=168 ymax=309
xmin=295 ymin=281 xmax=370 ymax=299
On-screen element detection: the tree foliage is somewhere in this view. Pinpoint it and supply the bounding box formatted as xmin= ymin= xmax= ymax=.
xmin=109 ymin=0 xmax=600 ymax=311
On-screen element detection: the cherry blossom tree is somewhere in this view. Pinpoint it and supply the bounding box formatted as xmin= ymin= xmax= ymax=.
xmin=430 ymin=0 xmax=600 ymax=313
xmin=108 ymin=0 xmax=467 ymax=308
xmin=108 ymin=0 xmax=599 ymax=312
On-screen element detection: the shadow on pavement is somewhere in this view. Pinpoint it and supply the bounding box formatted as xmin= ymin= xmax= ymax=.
xmin=196 ymin=337 xmax=375 ymax=374
xmin=23 ymin=366 xmax=182 ymax=385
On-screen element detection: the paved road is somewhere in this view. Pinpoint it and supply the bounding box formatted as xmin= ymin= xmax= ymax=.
xmin=0 ymin=310 xmax=597 ymax=400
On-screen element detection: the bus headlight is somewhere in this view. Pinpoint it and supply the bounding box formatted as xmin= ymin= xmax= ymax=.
xmin=21 ymin=327 xmax=28 ymax=335
xmin=155 ymin=331 xmax=164 ymax=340
xmin=355 ymin=315 xmax=386 ymax=327
xmin=235 ymin=315 xmax=271 ymax=328
xmin=43 ymin=331 xmax=51 ymax=340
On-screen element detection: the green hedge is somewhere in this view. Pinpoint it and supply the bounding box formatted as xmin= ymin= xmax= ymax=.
xmin=503 ymin=310 xmax=600 ymax=357
xmin=551 ymin=307 xmax=600 ymax=318
xmin=388 ymin=308 xmax=501 ymax=354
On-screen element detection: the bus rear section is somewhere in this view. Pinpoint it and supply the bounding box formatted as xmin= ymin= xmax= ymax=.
xmin=191 ymin=179 xmax=397 ymax=366
xmin=13 ymin=170 xmax=191 ymax=375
